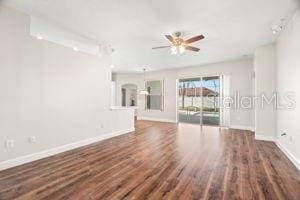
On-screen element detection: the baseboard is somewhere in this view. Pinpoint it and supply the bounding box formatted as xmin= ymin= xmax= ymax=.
xmin=276 ymin=140 xmax=300 ymax=170
xmin=255 ymin=134 xmax=276 ymax=142
xmin=229 ymin=125 xmax=254 ymax=131
xmin=254 ymin=135 xmax=300 ymax=170
xmin=0 ymin=127 xmax=135 ymax=171
xmin=137 ymin=117 xmax=176 ymax=123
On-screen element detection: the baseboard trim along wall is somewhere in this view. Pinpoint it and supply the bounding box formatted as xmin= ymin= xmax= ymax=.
xmin=275 ymin=140 xmax=300 ymax=170
xmin=229 ymin=125 xmax=254 ymax=131
xmin=0 ymin=127 xmax=135 ymax=171
xmin=254 ymin=134 xmax=300 ymax=170
xmin=254 ymin=134 xmax=277 ymax=142
xmin=137 ymin=120 xmax=255 ymax=130
xmin=137 ymin=117 xmax=177 ymax=123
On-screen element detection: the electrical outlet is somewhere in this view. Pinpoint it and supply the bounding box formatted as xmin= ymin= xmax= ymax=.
xmin=5 ymin=140 xmax=14 ymax=148
xmin=28 ymin=136 xmax=37 ymax=143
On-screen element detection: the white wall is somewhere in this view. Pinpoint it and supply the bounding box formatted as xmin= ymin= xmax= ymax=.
xmin=254 ymin=44 xmax=277 ymax=140
xmin=276 ymin=9 xmax=300 ymax=167
xmin=0 ymin=6 xmax=134 ymax=167
xmin=115 ymin=59 xmax=255 ymax=128
xmin=110 ymin=81 xmax=116 ymax=106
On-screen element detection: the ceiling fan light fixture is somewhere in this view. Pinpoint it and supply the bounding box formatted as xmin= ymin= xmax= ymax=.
xmin=140 ymin=68 xmax=149 ymax=95
xmin=36 ymin=35 xmax=43 ymax=40
xmin=154 ymin=33 xmax=204 ymax=54
xmin=171 ymin=46 xmax=177 ymax=54
xmin=179 ymin=45 xmax=185 ymax=54
xmin=140 ymin=90 xmax=149 ymax=95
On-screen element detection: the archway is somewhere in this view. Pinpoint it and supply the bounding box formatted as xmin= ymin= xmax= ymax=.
xmin=121 ymin=83 xmax=138 ymax=107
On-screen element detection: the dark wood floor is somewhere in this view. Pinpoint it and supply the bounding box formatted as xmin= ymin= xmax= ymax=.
xmin=0 ymin=120 xmax=300 ymax=200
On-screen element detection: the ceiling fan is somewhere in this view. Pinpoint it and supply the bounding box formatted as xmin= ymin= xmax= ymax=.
xmin=152 ymin=32 xmax=204 ymax=54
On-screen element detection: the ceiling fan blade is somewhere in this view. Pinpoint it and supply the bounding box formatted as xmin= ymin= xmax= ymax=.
xmin=185 ymin=35 xmax=204 ymax=44
xmin=165 ymin=35 xmax=175 ymax=43
xmin=185 ymin=46 xmax=200 ymax=52
xmin=152 ymin=45 xmax=171 ymax=49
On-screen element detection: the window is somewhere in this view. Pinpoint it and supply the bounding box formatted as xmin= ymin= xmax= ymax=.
xmin=145 ymin=80 xmax=164 ymax=110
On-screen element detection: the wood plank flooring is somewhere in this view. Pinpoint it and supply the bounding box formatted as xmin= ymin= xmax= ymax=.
xmin=0 ymin=120 xmax=300 ymax=199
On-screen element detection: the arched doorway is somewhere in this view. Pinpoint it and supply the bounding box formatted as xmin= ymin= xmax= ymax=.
xmin=121 ymin=84 xmax=138 ymax=107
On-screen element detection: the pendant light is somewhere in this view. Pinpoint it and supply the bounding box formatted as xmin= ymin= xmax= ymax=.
xmin=140 ymin=68 xmax=149 ymax=95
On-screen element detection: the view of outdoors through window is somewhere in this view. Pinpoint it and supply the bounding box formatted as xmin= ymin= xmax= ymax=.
xmin=178 ymin=76 xmax=220 ymax=125
xmin=146 ymin=80 xmax=163 ymax=110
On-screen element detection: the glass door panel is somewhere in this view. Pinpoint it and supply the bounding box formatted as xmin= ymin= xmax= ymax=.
xmin=177 ymin=76 xmax=221 ymax=126
xmin=201 ymin=76 xmax=220 ymax=126
xmin=178 ymin=78 xmax=201 ymax=124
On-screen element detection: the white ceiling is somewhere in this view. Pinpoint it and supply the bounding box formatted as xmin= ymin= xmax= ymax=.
xmin=2 ymin=0 xmax=299 ymax=72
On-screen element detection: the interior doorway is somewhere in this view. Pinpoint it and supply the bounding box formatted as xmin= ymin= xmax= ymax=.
xmin=121 ymin=88 xmax=126 ymax=106
xmin=121 ymin=84 xmax=138 ymax=107
xmin=177 ymin=76 xmax=223 ymax=126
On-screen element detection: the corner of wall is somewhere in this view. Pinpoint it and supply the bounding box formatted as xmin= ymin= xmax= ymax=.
xmin=276 ymin=140 xmax=300 ymax=170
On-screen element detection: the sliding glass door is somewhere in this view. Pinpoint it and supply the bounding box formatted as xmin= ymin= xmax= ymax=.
xmin=177 ymin=76 xmax=221 ymax=126
xmin=178 ymin=78 xmax=201 ymax=124
xmin=201 ymin=76 xmax=220 ymax=126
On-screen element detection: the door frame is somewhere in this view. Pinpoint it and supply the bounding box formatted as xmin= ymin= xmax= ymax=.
xmin=176 ymin=74 xmax=228 ymax=127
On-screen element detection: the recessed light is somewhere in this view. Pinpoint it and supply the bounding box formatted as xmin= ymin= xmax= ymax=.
xmin=36 ymin=36 xmax=43 ymax=40
xmin=110 ymin=65 xmax=115 ymax=68
xmin=271 ymin=18 xmax=285 ymax=35
xmin=73 ymin=47 xmax=79 ymax=51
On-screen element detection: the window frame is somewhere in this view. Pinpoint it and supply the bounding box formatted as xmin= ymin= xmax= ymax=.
xmin=144 ymin=79 xmax=164 ymax=111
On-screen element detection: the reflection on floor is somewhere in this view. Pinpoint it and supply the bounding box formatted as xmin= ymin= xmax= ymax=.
xmin=0 ymin=120 xmax=299 ymax=199
xmin=178 ymin=110 xmax=220 ymax=125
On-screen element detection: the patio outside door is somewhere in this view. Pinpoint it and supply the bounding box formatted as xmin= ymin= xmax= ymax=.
xmin=177 ymin=76 xmax=221 ymax=126
xmin=201 ymin=76 xmax=220 ymax=126
xmin=178 ymin=78 xmax=202 ymax=124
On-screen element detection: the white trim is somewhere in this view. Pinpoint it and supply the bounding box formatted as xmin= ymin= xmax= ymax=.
xmin=229 ymin=125 xmax=254 ymax=131
xmin=254 ymin=134 xmax=276 ymax=142
xmin=0 ymin=127 xmax=135 ymax=171
xmin=110 ymin=106 xmax=137 ymax=110
xmin=254 ymin=135 xmax=300 ymax=171
xmin=137 ymin=117 xmax=176 ymax=123
xmin=276 ymin=140 xmax=300 ymax=170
